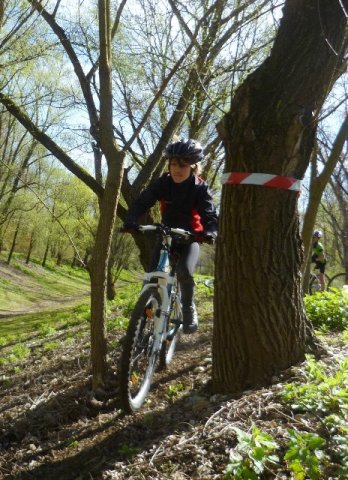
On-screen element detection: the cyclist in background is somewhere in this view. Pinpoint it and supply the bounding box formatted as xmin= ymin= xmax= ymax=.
xmin=311 ymin=229 xmax=326 ymax=291
xmin=123 ymin=138 xmax=218 ymax=334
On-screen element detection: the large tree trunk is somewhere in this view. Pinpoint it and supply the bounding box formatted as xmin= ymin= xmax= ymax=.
xmin=213 ymin=0 xmax=347 ymax=393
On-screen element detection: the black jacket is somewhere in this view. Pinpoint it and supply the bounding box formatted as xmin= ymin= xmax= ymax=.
xmin=126 ymin=173 xmax=218 ymax=234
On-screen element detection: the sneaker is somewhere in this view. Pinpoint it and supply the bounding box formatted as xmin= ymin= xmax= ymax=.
xmin=182 ymin=304 xmax=198 ymax=334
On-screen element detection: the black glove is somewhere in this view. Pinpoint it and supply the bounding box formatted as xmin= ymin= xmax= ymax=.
xmin=121 ymin=221 xmax=139 ymax=234
xmin=195 ymin=231 xmax=217 ymax=244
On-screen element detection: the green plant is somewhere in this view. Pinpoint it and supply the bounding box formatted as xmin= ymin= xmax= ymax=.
xmin=36 ymin=323 xmax=57 ymax=336
xmin=165 ymin=383 xmax=184 ymax=402
xmin=107 ymin=316 xmax=129 ymax=331
xmin=224 ymin=426 xmax=279 ymax=479
xmin=0 ymin=335 xmax=14 ymax=347
xmin=117 ymin=443 xmax=141 ymax=457
xmin=44 ymin=341 xmax=60 ymax=352
xmin=0 ymin=344 xmax=31 ymax=365
xmin=323 ymin=414 xmax=348 ymax=477
xmin=282 ymin=356 xmax=348 ymax=415
xmin=304 ymin=289 xmax=348 ymax=331
xmin=281 ymin=356 xmax=348 ymax=477
xmin=68 ymin=440 xmax=80 ymax=448
xmin=284 ymin=430 xmax=328 ymax=480
xmin=342 ymin=328 xmax=348 ymax=343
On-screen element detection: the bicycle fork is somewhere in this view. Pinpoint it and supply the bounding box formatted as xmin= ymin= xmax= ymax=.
xmin=141 ymin=275 xmax=173 ymax=354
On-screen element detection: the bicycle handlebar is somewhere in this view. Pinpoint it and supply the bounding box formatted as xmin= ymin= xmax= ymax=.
xmin=121 ymin=223 xmax=215 ymax=244
xmin=138 ymin=224 xmax=193 ymax=241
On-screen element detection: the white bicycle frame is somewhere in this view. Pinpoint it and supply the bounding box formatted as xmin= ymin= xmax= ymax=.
xmin=137 ymin=225 xmax=191 ymax=354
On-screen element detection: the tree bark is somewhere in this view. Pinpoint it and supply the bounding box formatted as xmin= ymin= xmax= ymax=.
xmin=42 ymin=238 xmax=50 ymax=267
xmin=25 ymin=230 xmax=35 ymax=264
xmin=213 ymin=0 xmax=347 ymax=393
xmin=88 ymin=157 xmax=124 ymax=388
xmin=7 ymin=218 xmax=21 ymax=265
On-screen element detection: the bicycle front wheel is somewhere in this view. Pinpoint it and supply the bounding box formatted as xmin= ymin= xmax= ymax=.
xmin=328 ymin=273 xmax=348 ymax=291
xmin=119 ymin=288 xmax=161 ymax=413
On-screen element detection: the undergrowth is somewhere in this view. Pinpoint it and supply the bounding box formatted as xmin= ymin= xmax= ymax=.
xmin=224 ymin=356 xmax=348 ymax=479
xmin=304 ymin=289 xmax=348 ymax=332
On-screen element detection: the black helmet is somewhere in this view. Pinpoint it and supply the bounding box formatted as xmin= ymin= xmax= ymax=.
xmin=164 ymin=139 xmax=204 ymax=164
xmin=313 ymin=230 xmax=322 ymax=239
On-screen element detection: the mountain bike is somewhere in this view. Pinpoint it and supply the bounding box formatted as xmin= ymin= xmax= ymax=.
xmin=308 ymin=271 xmax=330 ymax=295
xmin=328 ymin=272 xmax=348 ymax=291
xmin=119 ymin=224 xmax=194 ymax=413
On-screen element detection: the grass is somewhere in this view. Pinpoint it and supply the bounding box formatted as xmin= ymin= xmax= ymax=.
xmin=0 ymin=258 xmax=213 ymax=367
xmin=0 ymin=252 xmax=90 ymax=312
xmin=0 ymin=304 xmax=90 ymax=342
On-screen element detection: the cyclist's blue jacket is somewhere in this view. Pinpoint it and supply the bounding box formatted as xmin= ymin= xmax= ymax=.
xmin=126 ymin=173 xmax=218 ymax=234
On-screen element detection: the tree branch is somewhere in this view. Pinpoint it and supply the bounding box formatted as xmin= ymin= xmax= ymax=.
xmin=0 ymin=92 xmax=104 ymax=197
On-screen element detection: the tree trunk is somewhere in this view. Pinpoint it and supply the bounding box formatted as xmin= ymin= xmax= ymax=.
xmin=26 ymin=230 xmax=35 ymax=264
xmin=56 ymin=252 xmax=62 ymax=266
xmin=213 ymin=0 xmax=347 ymax=394
xmin=106 ymin=256 xmax=116 ymax=301
xmin=88 ymin=156 xmax=124 ymax=389
xmin=7 ymin=219 xmax=20 ymax=265
xmin=42 ymin=238 xmax=50 ymax=267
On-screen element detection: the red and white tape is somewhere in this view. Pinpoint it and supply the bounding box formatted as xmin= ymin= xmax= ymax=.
xmin=221 ymin=172 xmax=302 ymax=191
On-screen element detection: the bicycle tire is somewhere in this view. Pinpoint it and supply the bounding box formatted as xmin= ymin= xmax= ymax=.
xmin=158 ymin=290 xmax=182 ymax=370
xmin=119 ymin=288 xmax=161 ymax=413
xmin=309 ymin=273 xmax=330 ymax=295
xmin=328 ymin=273 xmax=348 ymax=291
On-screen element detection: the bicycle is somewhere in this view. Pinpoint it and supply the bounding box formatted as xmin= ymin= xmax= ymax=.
xmin=308 ymin=271 xmax=330 ymax=295
xmin=328 ymin=272 xmax=348 ymax=291
xmin=118 ymin=224 xmax=195 ymax=413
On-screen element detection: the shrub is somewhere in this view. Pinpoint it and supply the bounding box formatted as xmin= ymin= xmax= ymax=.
xmin=304 ymin=289 xmax=348 ymax=331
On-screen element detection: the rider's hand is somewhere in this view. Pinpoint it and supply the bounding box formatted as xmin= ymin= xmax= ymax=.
xmin=195 ymin=231 xmax=217 ymax=245
xmin=121 ymin=221 xmax=140 ymax=234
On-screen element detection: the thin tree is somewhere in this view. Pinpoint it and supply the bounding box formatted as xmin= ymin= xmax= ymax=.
xmin=301 ymin=114 xmax=348 ymax=290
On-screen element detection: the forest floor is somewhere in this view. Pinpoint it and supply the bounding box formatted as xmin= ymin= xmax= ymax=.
xmin=0 ymin=264 xmax=347 ymax=479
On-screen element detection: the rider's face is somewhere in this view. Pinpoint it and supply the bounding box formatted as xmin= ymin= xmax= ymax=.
xmin=169 ymin=159 xmax=192 ymax=183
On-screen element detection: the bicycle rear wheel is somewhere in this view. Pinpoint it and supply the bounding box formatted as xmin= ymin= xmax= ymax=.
xmin=119 ymin=288 xmax=161 ymax=413
xmin=328 ymin=273 xmax=348 ymax=291
xmin=159 ymin=290 xmax=182 ymax=370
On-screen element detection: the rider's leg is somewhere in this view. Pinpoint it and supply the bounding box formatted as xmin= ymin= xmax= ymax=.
xmin=318 ymin=262 xmax=326 ymax=291
xmin=175 ymin=242 xmax=200 ymax=334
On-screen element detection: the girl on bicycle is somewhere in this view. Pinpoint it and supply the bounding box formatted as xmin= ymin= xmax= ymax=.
xmin=123 ymin=138 xmax=218 ymax=334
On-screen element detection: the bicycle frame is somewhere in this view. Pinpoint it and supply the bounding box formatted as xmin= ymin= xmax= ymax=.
xmin=137 ymin=225 xmax=191 ymax=354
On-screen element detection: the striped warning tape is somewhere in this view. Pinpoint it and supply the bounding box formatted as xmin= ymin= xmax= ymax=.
xmin=221 ymin=172 xmax=302 ymax=191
